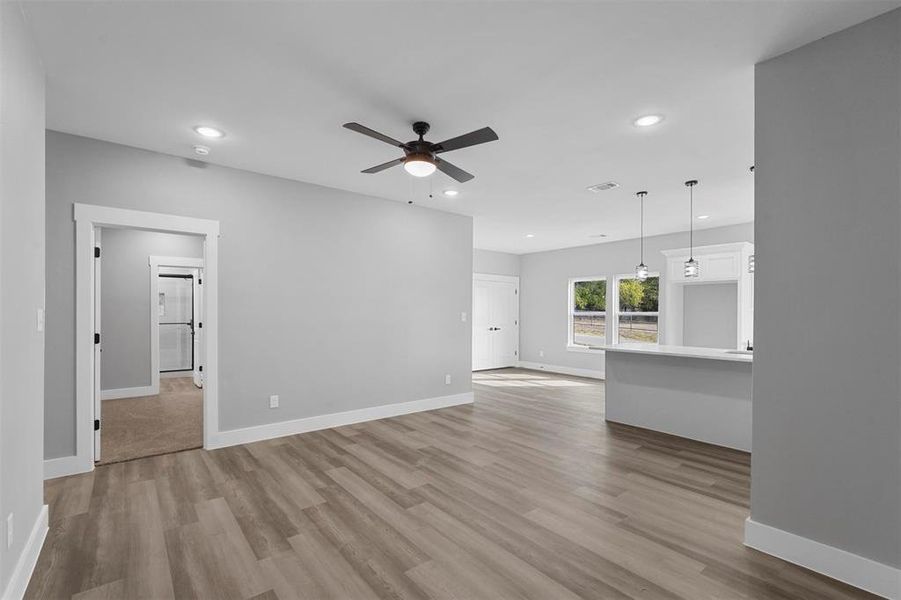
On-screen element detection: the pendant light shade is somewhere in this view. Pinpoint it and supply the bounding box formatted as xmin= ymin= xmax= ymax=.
xmin=635 ymin=191 xmax=649 ymax=281
xmin=684 ymin=179 xmax=700 ymax=278
xmin=684 ymin=257 xmax=699 ymax=278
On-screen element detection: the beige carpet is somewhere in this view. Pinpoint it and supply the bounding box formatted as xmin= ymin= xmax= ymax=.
xmin=99 ymin=377 xmax=202 ymax=465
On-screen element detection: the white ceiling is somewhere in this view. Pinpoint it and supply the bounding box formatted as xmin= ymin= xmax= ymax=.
xmin=23 ymin=1 xmax=899 ymax=253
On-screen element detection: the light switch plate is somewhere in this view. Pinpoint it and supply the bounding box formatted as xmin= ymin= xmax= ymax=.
xmin=445 ymin=374 xmax=452 ymax=385
xmin=269 ymin=395 xmax=279 ymax=409
xmin=36 ymin=308 xmax=45 ymax=332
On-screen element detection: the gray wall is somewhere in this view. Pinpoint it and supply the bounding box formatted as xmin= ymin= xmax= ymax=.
xmin=682 ymin=283 xmax=738 ymax=349
xmin=473 ymin=248 xmax=520 ymax=277
xmin=0 ymin=1 xmax=45 ymax=591
xmin=753 ymin=9 xmax=900 ymax=568
xmin=100 ymin=229 xmax=202 ymax=389
xmin=519 ymin=223 xmax=753 ymax=374
xmin=46 ymin=132 xmax=473 ymax=459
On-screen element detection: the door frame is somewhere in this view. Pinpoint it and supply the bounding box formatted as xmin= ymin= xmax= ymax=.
xmin=472 ymin=273 xmax=520 ymax=370
xmin=150 ymin=256 xmax=204 ymax=390
xmin=74 ymin=203 xmax=219 ymax=473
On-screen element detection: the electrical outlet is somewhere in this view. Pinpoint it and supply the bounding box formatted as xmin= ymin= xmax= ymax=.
xmin=6 ymin=513 xmax=13 ymax=549
xmin=460 ymin=312 xmax=467 ymax=322
xmin=269 ymin=395 xmax=279 ymax=409
xmin=36 ymin=308 xmax=45 ymax=332
xmin=539 ymin=350 xmax=544 ymax=358
xmin=445 ymin=374 xmax=452 ymax=385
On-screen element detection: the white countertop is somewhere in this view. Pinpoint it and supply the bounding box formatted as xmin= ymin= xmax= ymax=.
xmin=599 ymin=343 xmax=753 ymax=363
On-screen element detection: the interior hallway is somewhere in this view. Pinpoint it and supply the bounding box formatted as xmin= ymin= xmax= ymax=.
xmin=99 ymin=377 xmax=202 ymax=465
xmin=28 ymin=370 xmax=874 ymax=599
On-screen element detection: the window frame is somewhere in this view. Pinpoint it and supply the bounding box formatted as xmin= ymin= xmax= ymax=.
xmin=567 ymin=276 xmax=609 ymax=353
xmin=613 ymin=272 xmax=661 ymax=345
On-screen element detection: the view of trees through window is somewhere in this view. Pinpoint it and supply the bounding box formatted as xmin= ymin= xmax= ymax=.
xmin=617 ymin=276 xmax=659 ymax=343
xmin=572 ymin=279 xmax=606 ymax=346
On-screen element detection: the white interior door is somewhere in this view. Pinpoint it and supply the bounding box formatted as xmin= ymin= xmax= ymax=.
xmin=93 ymin=227 xmax=102 ymax=461
xmin=472 ymin=274 xmax=519 ymax=371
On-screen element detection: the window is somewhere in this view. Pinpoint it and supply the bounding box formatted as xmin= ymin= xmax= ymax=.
xmin=615 ymin=275 xmax=659 ymax=344
xmin=569 ymin=278 xmax=606 ymax=349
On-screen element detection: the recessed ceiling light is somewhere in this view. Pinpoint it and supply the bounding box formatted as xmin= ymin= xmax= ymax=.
xmin=525 ymin=233 xmax=535 ymax=238
xmin=193 ymin=145 xmax=210 ymax=156
xmin=633 ymin=114 xmax=664 ymax=128
xmin=443 ymin=189 xmax=459 ymax=197
xmin=193 ymin=125 xmax=225 ymax=139
xmin=697 ymin=214 xmax=710 ymax=220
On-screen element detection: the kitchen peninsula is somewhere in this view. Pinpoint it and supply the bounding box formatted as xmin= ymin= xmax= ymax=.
xmin=604 ymin=344 xmax=752 ymax=451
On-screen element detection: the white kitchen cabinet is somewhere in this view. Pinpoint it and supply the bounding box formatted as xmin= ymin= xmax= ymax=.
xmin=660 ymin=242 xmax=754 ymax=348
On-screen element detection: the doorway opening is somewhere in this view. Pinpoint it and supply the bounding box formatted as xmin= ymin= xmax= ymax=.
xmin=94 ymin=229 xmax=205 ymax=464
xmin=73 ymin=203 xmax=220 ymax=474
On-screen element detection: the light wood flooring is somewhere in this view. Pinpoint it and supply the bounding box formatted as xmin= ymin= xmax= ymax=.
xmin=27 ymin=368 xmax=876 ymax=599
xmin=99 ymin=377 xmax=202 ymax=465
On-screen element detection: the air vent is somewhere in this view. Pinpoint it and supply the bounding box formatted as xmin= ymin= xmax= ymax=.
xmin=587 ymin=181 xmax=619 ymax=193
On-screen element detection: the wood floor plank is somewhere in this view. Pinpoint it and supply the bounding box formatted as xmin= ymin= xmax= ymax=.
xmin=26 ymin=368 xmax=880 ymax=600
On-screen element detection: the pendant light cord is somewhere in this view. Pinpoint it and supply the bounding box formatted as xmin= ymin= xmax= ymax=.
xmin=684 ymin=180 xmax=698 ymax=259
xmin=689 ymin=184 xmax=693 ymax=258
xmin=637 ymin=191 xmax=647 ymax=265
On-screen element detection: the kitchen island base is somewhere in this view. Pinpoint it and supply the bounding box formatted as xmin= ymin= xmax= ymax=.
xmin=605 ymin=348 xmax=752 ymax=452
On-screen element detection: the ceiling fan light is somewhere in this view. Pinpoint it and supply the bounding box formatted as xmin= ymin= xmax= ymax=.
xmin=403 ymin=155 xmax=436 ymax=177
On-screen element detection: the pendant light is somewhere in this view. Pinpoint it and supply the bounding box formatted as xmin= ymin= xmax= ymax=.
xmin=684 ymin=179 xmax=700 ymax=278
xmin=634 ymin=191 xmax=649 ymax=281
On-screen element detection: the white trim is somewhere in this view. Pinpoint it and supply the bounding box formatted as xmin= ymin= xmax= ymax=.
xmin=744 ymin=518 xmax=901 ymax=599
xmin=160 ymin=370 xmax=193 ymax=379
xmin=567 ymin=276 xmax=609 ymax=348
xmin=566 ymin=344 xmax=604 ymax=354
xmin=473 ymin=272 xmax=519 ymax=285
xmin=517 ymin=360 xmax=604 ymax=380
xmin=0 ymin=505 xmax=48 ymax=600
xmin=100 ymin=386 xmax=156 ymax=400
xmin=74 ymin=203 xmax=220 ymax=472
xmin=209 ymin=392 xmax=474 ymax=449
xmin=43 ymin=455 xmax=92 ymax=480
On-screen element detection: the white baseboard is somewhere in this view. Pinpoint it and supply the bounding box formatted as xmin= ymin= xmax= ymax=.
xmin=43 ymin=454 xmax=93 ymax=480
xmin=517 ymin=361 xmax=604 ymax=380
xmin=744 ymin=517 xmax=900 ymax=599
xmin=101 ymin=385 xmax=157 ymax=400
xmin=160 ymin=370 xmax=193 ymax=379
xmin=209 ymin=391 xmax=474 ymax=449
xmin=1 ymin=505 xmax=48 ymax=600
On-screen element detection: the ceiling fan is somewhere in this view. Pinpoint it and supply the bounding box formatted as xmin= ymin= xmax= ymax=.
xmin=343 ymin=121 xmax=498 ymax=183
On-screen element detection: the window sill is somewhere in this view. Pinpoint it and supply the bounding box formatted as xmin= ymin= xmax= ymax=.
xmin=567 ymin=344 xmax=606 ymax=354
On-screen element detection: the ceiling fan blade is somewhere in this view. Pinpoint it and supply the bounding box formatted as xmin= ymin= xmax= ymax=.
xmin=361 ymin=157 xmax=404 ymax=174
xmin=435 ymin=157 xmax=474 ymax=182
xmin=343 ymin=122 xmax=406 ymax=148
xmin=433 ymin=127 xmax=498 ymax=154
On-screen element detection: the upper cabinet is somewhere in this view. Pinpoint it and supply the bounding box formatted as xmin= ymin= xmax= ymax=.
xmin=662 ymin=242 xmax=754 ymax=283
